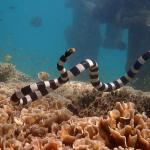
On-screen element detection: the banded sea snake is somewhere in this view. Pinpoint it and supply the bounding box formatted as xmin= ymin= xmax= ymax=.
xmin=10 ymin=48 xmax=150 ymax=105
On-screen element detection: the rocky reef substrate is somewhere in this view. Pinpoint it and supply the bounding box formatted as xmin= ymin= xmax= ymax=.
xmin=0 ymin=80 xmax=150 ymax=149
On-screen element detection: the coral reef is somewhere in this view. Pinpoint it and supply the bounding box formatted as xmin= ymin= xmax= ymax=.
xmin=0 ymin=63 xmax=32 ymax=82
xmin=59 ymin=102 xmax=150 ymax=149
xmin=44 ymin=81 xmax=150 ymax=117
xmin=0 ymin=80 xmax=150 ymax=149
xmin=0 ymin=63 xmax=15 ymax=82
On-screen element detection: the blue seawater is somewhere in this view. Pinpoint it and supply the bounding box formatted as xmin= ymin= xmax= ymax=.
xmin=0 ymin=0 xmax=127 ymax=82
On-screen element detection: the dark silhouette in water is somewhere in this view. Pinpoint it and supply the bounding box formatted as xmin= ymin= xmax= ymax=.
xmin=93 ymin=0 xmax=126 ymax=50
xmin=65 ymin=0 xmax=150 ymax=90
xmin=30 ymin=16 xmax=43 ymax=27
xmin=65 ymin=0 xmax=126 ymax=62
xmin=65 ymin=0 xmax=101 ymax=65
xmin=127 ymin=24 xmax=150 ymax=90
xmin=115 ymin=0 xmax=150 ymax=91
xmin=64 ymin=0 xmax=126 ymax=80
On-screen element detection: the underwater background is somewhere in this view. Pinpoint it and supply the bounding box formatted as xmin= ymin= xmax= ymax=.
xmin=0 ymin=0 xmax=127 ymax=81
xmin=1 ymin=1 xmax=150 ymax=149
xmin=0 ymin=0 xmax=150 ymax=90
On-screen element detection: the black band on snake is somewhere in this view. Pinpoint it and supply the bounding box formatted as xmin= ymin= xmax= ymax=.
xmin=10 ymin=48 xmax=150 ymax=105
